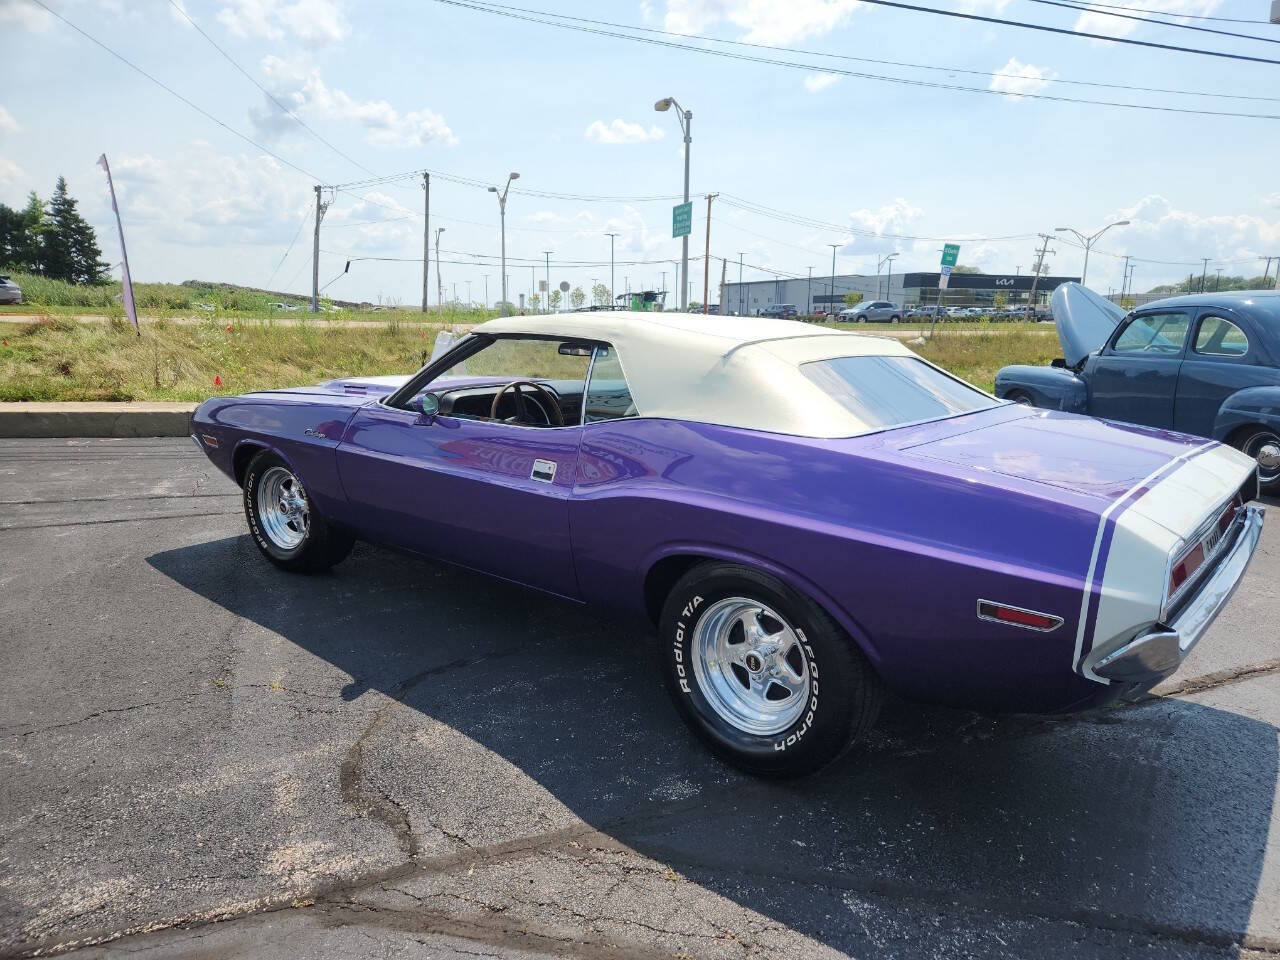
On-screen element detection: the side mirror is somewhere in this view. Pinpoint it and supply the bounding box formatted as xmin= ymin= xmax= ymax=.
xmin=419 ymin=392 xmax=440 ymax=417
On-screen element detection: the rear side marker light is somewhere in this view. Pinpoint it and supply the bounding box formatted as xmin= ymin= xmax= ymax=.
xmin=977 ymin=600 xmax=1063 ymax=632
xmin=201 ymin=434 xmax=219 ymax=448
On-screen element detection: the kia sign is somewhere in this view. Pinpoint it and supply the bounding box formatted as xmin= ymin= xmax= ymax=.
xmin=901 ymin=272 xmax=1079 ymax=292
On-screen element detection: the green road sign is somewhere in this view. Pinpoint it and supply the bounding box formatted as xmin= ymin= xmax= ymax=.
xmin=941 ymin=243 xmax=960 ymax=268
xmin=672 ymin=201 xmax=693 ymax=239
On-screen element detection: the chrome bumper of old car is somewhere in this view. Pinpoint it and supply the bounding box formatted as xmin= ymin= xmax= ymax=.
xmin=1093 ymin=504 xmax=1264 ymax=685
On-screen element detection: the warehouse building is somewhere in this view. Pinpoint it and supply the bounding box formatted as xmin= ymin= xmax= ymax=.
xmin=723 ymin=271 xmax=1080 ymax=315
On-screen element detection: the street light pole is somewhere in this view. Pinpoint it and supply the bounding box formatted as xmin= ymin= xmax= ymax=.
xmin=542 ymin=251 xmax=552 ymax=315
xmin=807 ymin=266 xmax=813 ymax=315
xmin=655 ymin=96 xmax=691 ymax=311
xmin=434 ymin=227 xmax=445 ymax=309
xmin=487 ymin=172 xmax=519 ymax=316
xmin=737 ymin=252 xmax=745 ymax=316
xmin=1055 ymin=220 xmax=1129 ymax=287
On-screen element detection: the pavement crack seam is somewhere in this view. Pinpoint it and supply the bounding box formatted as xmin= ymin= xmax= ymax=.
xmin=1150 ymin=657 xmax=1280 ymax=699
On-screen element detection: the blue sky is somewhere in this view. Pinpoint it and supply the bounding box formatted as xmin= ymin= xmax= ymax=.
xmin=1 ymin=0 xmax=1278 ymax=305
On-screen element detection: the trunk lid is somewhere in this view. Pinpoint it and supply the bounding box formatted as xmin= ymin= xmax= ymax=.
xmin=897 ymin=406 xmax=1208 ymax=506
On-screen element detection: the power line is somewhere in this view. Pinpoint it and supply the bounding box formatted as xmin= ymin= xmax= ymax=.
xmin=1027 ymin=0 xmax=1272 ymax=24
xmin=164 ymin=0 xmax=378 ymax=176
xmin=265 ymin=207 xmax=313 ymax=288
xmin=31 ymin=0 xmax=328 ymax=182
xmin=444 ymin=0 xmax=1280 ymax=103
xmin=850 ymin=0 xmax=1280 ymax=65
xmin=433 ymin=0 xmax=1280 ymax=120
xmin=1022 ymin=0 xmax=1280 ymax=43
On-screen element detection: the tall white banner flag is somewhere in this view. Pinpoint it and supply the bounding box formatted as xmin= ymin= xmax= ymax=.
xmin=96 ymin=154 xmax=138 ymax=333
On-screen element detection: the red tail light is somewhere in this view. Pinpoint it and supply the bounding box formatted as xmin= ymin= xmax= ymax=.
xmin=977 ymin=601 xmax=1062 ymax=632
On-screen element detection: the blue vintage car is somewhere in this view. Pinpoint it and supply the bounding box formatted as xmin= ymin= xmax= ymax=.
xmin=996 ymin=284 xmax=1280 ymax=493
xmin=192 ymin=312 xmax=1262 ymax=776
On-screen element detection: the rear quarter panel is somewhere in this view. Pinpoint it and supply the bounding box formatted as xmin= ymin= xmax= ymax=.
xmin=571 ymin=411 xmax=1110 ymax=712
xmin=191 ymin=391 xmax=364 ymax=519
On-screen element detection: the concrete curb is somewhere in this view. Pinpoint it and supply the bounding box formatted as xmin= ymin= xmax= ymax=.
xmin=0 ymin=402 xmax=197 ymax=438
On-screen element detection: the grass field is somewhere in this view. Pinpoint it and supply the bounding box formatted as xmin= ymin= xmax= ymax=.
xmin=0 ymin=311 xmax=1059 ymax=402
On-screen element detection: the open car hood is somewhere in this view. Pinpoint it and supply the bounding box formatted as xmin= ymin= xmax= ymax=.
xmin=1052 ymin=282 xmax=1126 ymax=367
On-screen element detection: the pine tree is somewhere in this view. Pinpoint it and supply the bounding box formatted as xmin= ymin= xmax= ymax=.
xmin=16 ymin=192 xmax=47 ymax=273
xmin=0 ymin=204 xmax=21 ymax=267
xmin=45 ymin=176 xmax=108 ymax=284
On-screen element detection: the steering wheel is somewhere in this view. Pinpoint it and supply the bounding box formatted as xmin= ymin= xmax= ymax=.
xmin=489 ymin=380 xmax=564 ymax=426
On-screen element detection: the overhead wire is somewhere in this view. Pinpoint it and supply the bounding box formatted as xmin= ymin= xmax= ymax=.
xmin=1021 ymin=0 xmax=1280 ymax=43
xmin=30 ymin=0 xmax=329 ymax=182
xmin=432 ymin=0 xmax=1280 ymax=120
xmin=164 ymin=0 xmax=378 ymax=176
xmin=440 ymin=0 xmax=1280 ymax=103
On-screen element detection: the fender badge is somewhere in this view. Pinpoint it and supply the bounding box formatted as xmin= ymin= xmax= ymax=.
xmin=531 ymin=459 xmax=557 ymax=483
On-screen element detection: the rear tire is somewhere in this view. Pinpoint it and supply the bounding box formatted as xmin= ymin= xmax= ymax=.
xmin=659 ymin=562 xmax=882 ymax=777
xmin=1232 ymin=427 xmax=1280 ymax=496
xmin=243 ymin=449 xmax=354 ymax=573
xmin=1006 ymin=390 xmax=1034 ymax=407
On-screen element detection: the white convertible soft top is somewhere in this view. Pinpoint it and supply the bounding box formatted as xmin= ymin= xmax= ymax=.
xmin=474 ymin=311 xmax=923 ymax=438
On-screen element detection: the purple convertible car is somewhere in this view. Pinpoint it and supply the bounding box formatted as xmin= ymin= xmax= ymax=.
xmin=192 ymin=313 xmax=1263 ymax=776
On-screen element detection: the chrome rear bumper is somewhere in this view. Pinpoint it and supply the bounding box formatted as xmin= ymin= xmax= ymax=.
xmin=1093 ymin=504 xmax=1264 ymax=685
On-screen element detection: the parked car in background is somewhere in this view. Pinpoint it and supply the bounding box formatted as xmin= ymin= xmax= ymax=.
xmin=996 ymin=283 xmax=1280 ymax=492
xmin=0 ymin=275 xmax=23 ymax=305
xmin=905 ymin=305 xmax=934 ymax=319
xmin=192 ymin=311 xmax=1262 ymax=776
xmin=268 ymin=301 xmax=300 ymax=312
xmin=760 ymin=304 xmax=798 ymax=318
xmin=838 ymin=300 xmax=902 ymax=323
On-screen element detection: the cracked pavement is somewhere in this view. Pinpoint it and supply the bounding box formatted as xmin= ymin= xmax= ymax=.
xmin=2 ymin=437 xmax=1279 ymax=959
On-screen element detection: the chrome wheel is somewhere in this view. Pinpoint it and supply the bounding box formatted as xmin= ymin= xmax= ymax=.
xmin=1243 ymin=430 xmax=1280 ymax=487
xmin=690 ymin=597 xmax=811 ymax=736
xmin=256 ymin=465 xmax=309 ymax=550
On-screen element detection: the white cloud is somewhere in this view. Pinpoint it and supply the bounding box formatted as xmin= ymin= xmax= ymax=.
xmin=584 ymin=118 xmax=666 ymax=145
xmin=255 ymin=56 xmax=455 ymax=148
xmin=1059 ymin=196 xmax=1280 ymax=292
xmin=0 ymin=0 xmax=54 ymax=30
xmin=0 ymin=105 xmax=18 ymax=133
xmin=803 ymin=73 xmax=840 ymax=92
xmin=988 ymin=58 xmax=1055 ymax=99
xmin=1071 ymin=0 xmax=1222 ymax=38
xmin=847 ymin=198 xmax=924 ymax=237
xmin=663 ymin=0 xmax=861 ymax=44
xmin=0 ymin=156 xmax=23 ymax=198
xmin=91 ymin=146 xmax=312 ymax=248
xmin=217 ymin=0 xmax=349 ymax=47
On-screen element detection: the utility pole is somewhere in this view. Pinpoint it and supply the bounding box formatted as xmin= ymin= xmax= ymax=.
xmin=737 ymin=252 xmax=745 ymax=316
xmin=484 ymin=275 xmax=490 ymax=310
xmin=434 ymin=227 xmax=446 ymax=309
xmin=807 ymin=266 xmax=813 ymax=315
xmin=1216 ymin=267 xmax=1224 ymax=291
xmin=311 ymin=184 xmax=329 ymax=313
xmin=828 ymin=243 xmax=840 ymax=317
xmin=1027 ymin=233 xmax=1053 ymax=321
xmin=1120 ymin=255 xmax=1131 ymax=300
xmin=718 ymin=258 xmax=728 ymax=315
xmin=702 ymin=193 xmax=718 ymax=314
xmin=605 ymin=232 xmax=618 ymax=309
xmin=421 ymin=172 xmax=430 ymax=313
xmin=1200 ymin=257 xmax=1210 ymax=293
xmin=542 ymin=252 xmax=552 ymax=315
xmin=1263 ymin=257 xmax=1273 ymax=285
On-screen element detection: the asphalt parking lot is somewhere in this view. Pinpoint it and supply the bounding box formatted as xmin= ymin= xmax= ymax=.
xmin=2 ymin=437 xmax=1279 ymax=959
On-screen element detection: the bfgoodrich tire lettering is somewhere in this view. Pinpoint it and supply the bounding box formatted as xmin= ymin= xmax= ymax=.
xmin=242 ymin=449 xmax=354 ymax=573
xmin=660 ymin=561 xmax=882 ymax=777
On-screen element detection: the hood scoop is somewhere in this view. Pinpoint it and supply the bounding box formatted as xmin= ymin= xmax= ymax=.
xmin=1052 ymin=282 xmax=1126 ymax=367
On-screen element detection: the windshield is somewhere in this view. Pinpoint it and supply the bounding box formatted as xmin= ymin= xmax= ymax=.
xmin=801 ymin=355 xmax=998 ymax=431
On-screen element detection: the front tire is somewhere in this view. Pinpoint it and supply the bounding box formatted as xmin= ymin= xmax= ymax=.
xmin=659 ymin=562 xmax=882 ymax=777
xmin=243 ymin=449 xmax=354 ymax=573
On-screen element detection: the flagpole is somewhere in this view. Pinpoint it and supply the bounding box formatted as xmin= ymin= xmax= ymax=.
xmin=97 ymin=154 xmax=139 ymax=336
